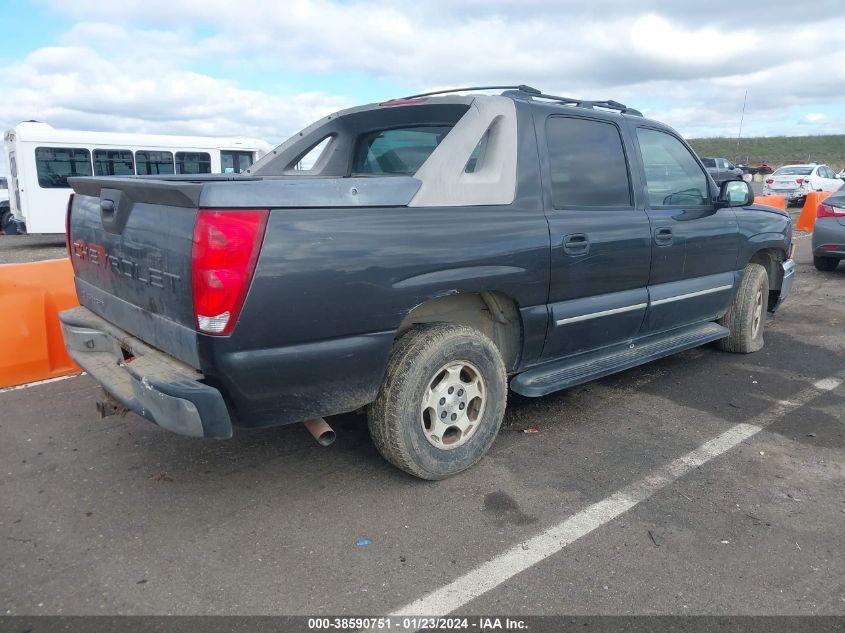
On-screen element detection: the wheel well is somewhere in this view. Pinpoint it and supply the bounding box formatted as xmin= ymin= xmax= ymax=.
xmin=749 ymin=247 xmax=785 ymax=310
xmin=397 ymin=292 xmax=522 ymax=372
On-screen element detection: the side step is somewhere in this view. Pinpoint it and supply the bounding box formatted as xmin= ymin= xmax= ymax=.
xmin=511 ymin=322 xmax=729 ymax=397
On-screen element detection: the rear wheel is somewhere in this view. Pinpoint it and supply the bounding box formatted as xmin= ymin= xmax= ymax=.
xmin=814 ymin=256 xmax=840 ymax=272
xmin=368 ymin=323 xmax=507 ymax=480
xmin=716 ymin=263 xmax=769 ymax=354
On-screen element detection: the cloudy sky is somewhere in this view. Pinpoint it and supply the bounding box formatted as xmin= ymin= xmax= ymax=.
xmin=1 ymin=0 xmax=844 ymax=175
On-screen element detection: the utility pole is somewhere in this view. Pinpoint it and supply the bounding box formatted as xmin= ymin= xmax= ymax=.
xmin=736 ymin=90 xmax=747 ymax=162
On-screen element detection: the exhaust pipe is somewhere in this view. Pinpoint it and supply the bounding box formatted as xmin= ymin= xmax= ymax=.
xmin=303 ymin=417 xmax=336 ymax=446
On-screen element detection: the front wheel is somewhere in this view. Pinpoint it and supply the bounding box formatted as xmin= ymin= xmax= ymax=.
xmin=716 ymin=263 xmax=769 ymax=354
xmin=368 ymin=323 xmax=507 ymax=480
xmin=814 ymin=256 xmax=840 ymax=272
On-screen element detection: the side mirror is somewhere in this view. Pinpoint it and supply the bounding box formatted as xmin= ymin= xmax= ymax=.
xmin=717 ymin=180 xmax=754 ymax=208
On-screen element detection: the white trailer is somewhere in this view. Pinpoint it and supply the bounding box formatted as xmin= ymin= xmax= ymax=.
xmin=3 ymin=122 xmax=272 ymax=234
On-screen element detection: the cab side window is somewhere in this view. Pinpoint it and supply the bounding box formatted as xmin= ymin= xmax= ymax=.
xmin=546 ymin=116 xmax=632 ymax=208
xmin=636 ymin=128 xmax=710 ymax=207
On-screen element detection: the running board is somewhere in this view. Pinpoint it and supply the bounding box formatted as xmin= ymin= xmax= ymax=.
xmin=511 ymin=322 xmax=729 ymax=397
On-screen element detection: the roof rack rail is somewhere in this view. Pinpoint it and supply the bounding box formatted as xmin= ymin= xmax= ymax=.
xmin=398 ymin=85 xmax=542 ymax=100
xmin=529 ymin=92 xmax=643 ymax=116
xmin=392 ymin=85 xmax=643 ymax=116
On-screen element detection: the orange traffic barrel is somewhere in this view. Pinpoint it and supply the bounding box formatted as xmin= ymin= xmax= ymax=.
xmin=0 ymin=258 xmax=80 ymax=388
xmin=795 ymin=191 xmax=833 ymax=232
xmin=753 ymin=194 xmax=786 ymax=210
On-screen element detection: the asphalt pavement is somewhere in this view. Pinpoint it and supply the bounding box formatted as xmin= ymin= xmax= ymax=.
xmin=0 ymin=235 xmax=66 ymax=264
xmin=1 ymin=226 xmax=843 ymax=619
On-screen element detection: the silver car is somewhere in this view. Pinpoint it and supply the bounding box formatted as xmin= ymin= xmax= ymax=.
xmin=812 ymin=189 xmax=845 ymax=271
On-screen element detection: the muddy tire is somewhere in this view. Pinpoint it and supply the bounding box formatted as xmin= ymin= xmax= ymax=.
xmin=368 ymin=323 xmax=507 ymax=480
xmin=716 ymin=263 xmax=769 ymax=354
xmin=814 ymin=256 xmax=839 ymax=272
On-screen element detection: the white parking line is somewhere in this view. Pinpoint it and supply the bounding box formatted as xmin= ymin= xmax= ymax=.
xmin=0 ymin=372 xmax=85 ymax=394
xmin=389 ymin=371 xmax=843 ymax=618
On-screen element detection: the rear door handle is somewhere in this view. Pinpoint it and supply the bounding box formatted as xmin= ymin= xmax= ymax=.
xmin=563 ymin=233 xmax=589 ymax=255
xmin=654 ymin=227 xmax=673 ymax=246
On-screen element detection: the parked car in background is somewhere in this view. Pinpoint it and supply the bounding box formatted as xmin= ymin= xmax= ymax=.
xmin=700 ymin=157 xmax=744 ymax=185
xmin=762 ymin=164 xmax=843 ymax=205
xmin=812 ymin=189 xmax=845 ymax=271
xmin=838 ymin=167 xmax=845 ymax=181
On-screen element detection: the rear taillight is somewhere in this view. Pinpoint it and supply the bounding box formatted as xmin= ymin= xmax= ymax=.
xmin=796 ymin=178 xmax=805 ymax=185
xmin=765 ymin=179 xmax=774 ymax=184
xmin=65 ymin=193 xmax=75 ymax=258
xmin=817 ymin=203 xmax=845 ymax=218
xmin=192 ymin=209 xmax=268 ymax=335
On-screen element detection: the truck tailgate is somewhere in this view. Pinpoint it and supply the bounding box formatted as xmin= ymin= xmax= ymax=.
xmin=67 ymin=177 xmax=204 ymax=367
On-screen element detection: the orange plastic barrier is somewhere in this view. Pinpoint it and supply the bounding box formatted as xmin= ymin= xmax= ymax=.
xmin=753 ymin=194 xmax=786 ymax=210
xmin=795 ymin=191 xmax=833 ymax=232
xmin=0 ymin=258 xmax=80 ymax=388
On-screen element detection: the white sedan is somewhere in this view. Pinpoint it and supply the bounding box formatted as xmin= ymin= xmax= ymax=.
xmin=763 ymin=163 xmax=843 ymax=205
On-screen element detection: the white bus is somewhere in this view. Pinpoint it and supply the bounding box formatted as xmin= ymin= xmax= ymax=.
xmin=3 ymin=122 xmax=272 ymax=234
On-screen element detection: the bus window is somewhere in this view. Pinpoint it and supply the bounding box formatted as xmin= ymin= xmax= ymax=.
xmin=176 ymin=152 xmax=211 ymax=175
xmin=136 ymin=151 xmax=175 ymax=175
xmin=93 ymin=149 xmax=135 ymax=176
xmin=35 ymin=147 xmax=93 ymax=188
xmin=221 ymin=150 xmax=254 ymax=174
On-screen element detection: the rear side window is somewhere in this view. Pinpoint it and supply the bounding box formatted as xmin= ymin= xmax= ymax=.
xmin=35 ymin=147 xmax=93 ymax=188
xmin=352 ymin=126 xmax=452 ymax=176
xmin=546 ymin=117 xmax=632 ymax=208
xmin=176 ymin=152 xmax=211 ymax=174
xmin=636 ymin=128 xmax=709 ymax=207
xmin=700 ymin=158 xmax=716 ymax=168
xmin=136 ymin=151 xmax=175 ymax=175
xmin=93 ymin=149 xmax=134 ymax=176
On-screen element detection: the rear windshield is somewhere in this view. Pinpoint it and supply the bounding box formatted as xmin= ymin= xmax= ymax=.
xmin=773 ymin=166 xmax=812 ymax=176
xmin=700 ymin=158 xmax=716 ymax=168
xmin=352 ymin=126 xmax=452 ymax=176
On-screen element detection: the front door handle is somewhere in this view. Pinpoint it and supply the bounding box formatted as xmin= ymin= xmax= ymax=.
xmin=563 ymin=233 xmax=589 ymax=255
xmin=654 ymin=227 xmax=673 ymax=246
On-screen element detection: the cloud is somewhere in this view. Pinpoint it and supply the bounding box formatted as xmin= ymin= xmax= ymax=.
xmin=0 ymin=43 xmax=351 ymax=144
xmin=0 ymin=0 xmax=841 ymax=178
xmin=802 ymin=113 xmax=826 ymax=124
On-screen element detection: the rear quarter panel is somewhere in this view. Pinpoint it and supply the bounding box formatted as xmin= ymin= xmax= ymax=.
xmin=202 ymin=203 xmax=551 ymax=427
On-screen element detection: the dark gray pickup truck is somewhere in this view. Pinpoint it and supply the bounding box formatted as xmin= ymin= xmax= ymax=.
xmin=60 ymin=86 xmax=795 ymax=479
